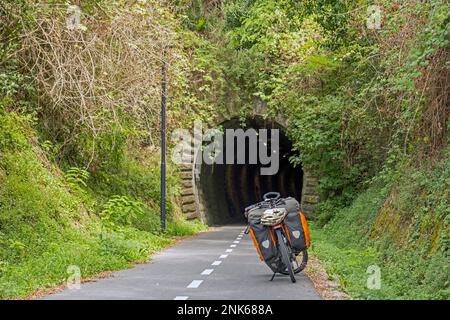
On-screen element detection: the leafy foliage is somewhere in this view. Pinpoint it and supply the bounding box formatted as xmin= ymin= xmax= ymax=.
xmin=64 ymin=167 xmax=90 ymax=193
xmin=0 ymin=0 xmax=448 ymax=300
xmin=312 ymin=158 xmax=449 ymax=299
xmin=220 ymin=0 xmax=448 ymax=197
xmin=0 ymin=0 xmax=211 ymax=298
xmin=100 ymin=195 xmax=159 ymax=233
xmin=194 ymin=0 xmax=449 ymax=300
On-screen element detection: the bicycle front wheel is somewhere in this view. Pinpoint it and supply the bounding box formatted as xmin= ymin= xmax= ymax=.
xmin=275 ymin=228 xmax=296 ymax=283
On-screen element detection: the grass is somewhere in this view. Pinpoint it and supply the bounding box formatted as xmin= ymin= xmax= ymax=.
xmin=310 ymin=160 xmax=450 ymax=299
xmin=0 ymin=222 xmax=204 ymax=298
xmin=0 ymin=208 xmax=205 ymax=299
xmin=0 ymin=111 xmax=206 ymax=299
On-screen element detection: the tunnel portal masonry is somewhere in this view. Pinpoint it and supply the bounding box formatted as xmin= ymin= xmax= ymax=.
xmin=172 ymin=120 xmax=280 ymax=176
xmin=174 ymin=118 xmax=319 ymax=224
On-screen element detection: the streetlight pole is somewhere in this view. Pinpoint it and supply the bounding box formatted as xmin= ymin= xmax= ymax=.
xmin=160 ymin=46 xmax=167 ymax=232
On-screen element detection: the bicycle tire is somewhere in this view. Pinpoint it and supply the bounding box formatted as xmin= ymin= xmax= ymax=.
xmin=275 ymin=228 xmax=296 ymax=283
xmin=280 ymin=249 xmax=308 ymax=275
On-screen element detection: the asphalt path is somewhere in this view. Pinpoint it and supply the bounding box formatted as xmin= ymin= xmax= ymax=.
xmin=44 ymin=225 xmax=321 ymax=300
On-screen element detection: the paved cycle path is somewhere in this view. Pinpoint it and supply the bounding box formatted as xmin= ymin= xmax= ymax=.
xmin=44 ymin=225 xmax=321 ymax=300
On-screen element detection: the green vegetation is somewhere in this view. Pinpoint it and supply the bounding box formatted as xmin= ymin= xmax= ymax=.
xmin=0 ymin=109 xmax=205 ymax=299
xmin=0 ymin=0 xmax=210 ymax=299
xmin=1 ymin=0 xmax=448 ymax=299
xmin=187 ymin=0 xmax=449 ymax=299
xmin=311 ymin=157 xmax=449 ymax=299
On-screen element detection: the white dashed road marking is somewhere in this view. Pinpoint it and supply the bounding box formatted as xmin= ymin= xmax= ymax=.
xmin=187 ymin=280 xmax=203 ymax=289
xmin=201 ymin=269 xmax=214 ymax=275
xmin=175 ymin=231 xmax=244 ymax=299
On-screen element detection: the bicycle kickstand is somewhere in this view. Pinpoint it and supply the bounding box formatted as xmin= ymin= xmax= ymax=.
xmin=270 ymin=272 xmax=276 ymax=281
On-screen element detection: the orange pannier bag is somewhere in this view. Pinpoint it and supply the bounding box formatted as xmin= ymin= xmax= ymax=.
xmin=300 ymin=211 xmax=310 ymax=248
xmin=283 ymin=204 xmax=310 ymax=252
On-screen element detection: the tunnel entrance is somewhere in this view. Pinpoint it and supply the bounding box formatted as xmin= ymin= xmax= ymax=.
xmin=196 ymin=117 xmax=303 ymax=225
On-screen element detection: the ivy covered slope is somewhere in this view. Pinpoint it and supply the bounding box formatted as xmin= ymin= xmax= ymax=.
xmin=0 ymin=0 xmax=217 ymax=299
xmin=202 ymin=0 xmax=448 ymax=299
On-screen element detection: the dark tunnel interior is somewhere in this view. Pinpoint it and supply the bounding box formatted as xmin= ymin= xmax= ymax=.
xmin=198 ymin=117 xmax=303 ymax=225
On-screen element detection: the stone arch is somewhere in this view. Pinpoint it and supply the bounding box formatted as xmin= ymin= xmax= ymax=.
xmin=179 ymin=103 xmax=319 ymax=223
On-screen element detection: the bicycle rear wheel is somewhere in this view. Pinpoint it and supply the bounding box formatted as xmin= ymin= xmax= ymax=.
xmin=293 ymin=249 xmax=308 ymax=274
xmin=280 ymin=249 xmax=308 ymax=275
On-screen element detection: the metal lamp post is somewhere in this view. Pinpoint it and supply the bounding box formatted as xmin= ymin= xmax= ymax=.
xmin=160 ymin=46 xmax=168 ymax=232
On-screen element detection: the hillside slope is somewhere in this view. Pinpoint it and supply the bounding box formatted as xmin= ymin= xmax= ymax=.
xmin=312 ymin=158 xmax=449 ymax=299
xmin=195 ymin=0 xmax=449 ymax=299
xmin=0 ymin=1 xmax=210 ymax=299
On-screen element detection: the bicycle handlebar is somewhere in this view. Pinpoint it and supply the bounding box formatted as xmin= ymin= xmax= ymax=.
xmin=263 ymin=192 xmax=280 ymax=201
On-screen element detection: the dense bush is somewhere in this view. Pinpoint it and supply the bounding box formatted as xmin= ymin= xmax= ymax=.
xmin=0 ymin=1 xmax=211 ymax=299
xmin=312 ymin=157 xmax=449 ymax=299
xmin=214 ymin=0 xmax=447 ymax=189
xmin=0 ymin=109 xmax=205 ymax=298
xmin=193 ymin=0 xmax=449 ymax=299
